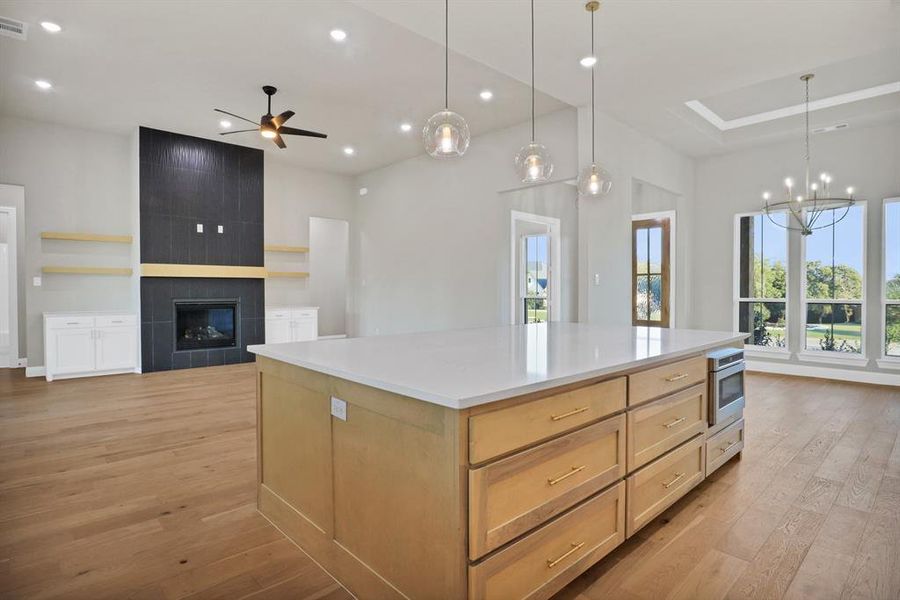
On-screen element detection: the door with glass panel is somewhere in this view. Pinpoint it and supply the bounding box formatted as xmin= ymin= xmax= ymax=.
xmin=632 ymin=218 xmax=670 ymax=327
xmin=522 ymin=234 xmax=549 ymax=324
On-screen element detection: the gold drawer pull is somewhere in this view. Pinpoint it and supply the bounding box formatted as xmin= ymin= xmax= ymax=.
xmin=663 ymin=416 xmax=686 ymax=429
xmin=548 ymin=465 xmax=587 ymax=486
xmin=665 ymin=373 xmax=689 ymax=382
xmin=662 ymin=472 xmax=685 ymax=489
xmin=720 ymin=440 xmax=739 ymax=454
xmin=550 ymin=406 xmax=589 ymax=421
xmin=547 ymin=541 xmax=585 ymax=568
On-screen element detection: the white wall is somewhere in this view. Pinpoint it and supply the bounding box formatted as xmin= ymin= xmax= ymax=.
xmin=576 ymin=107 xmax=696 ymax=328
xmin=693 ymin=121 xmax=900 ymax=372
xmin=352 ymin=109 xmax=579 ymax=336
xmin=264 ymin=160 xmax=356 ymax=321
xmin=0 ymin=116 xmax=135 ymax=367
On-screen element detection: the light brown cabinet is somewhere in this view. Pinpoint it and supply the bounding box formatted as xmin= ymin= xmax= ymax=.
xmin=256 ymin=349 xmax=742 ymax=600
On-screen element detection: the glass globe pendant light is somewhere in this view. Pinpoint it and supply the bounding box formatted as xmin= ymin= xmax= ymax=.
xmin=515 ymin=0 xmax=553 ymax=183
xmin=577 ymin=1 xmax=612 ymax=197
xmin=424 ymin=0 xmax=470 ymax=158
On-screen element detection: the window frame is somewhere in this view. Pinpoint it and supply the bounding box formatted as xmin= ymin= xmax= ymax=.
xmin=631 ymin=216 xmax=671 ymax=328
xmin=881 ymin=197 xmax=900 ymax=363
xmin=732 ymin=210 xmax=790 ymax=355
xmin=799 ymin=200 xmax=867 ymax=360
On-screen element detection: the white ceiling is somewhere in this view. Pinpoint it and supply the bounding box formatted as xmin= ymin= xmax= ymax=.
xmin=0 ymin=1 xmax=567 ymax=175
xmin=1 ymin=0 xmax=899 ymax=175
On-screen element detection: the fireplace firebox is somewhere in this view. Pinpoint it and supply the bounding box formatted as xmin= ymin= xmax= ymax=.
xmin=174 ymin=300 xmax=238 ymax=351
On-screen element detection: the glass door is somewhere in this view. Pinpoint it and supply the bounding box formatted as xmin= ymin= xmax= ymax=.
xmin=522 ymin=234 xmax=549 ymax=324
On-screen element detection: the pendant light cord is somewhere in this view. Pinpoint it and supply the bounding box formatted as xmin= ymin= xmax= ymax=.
xmin=804 ymin=76 xmax=810 ymax=196
xmin=590 ymin=5 xmax=595 ymax=163
xmin=445 ymin=0 xmax=449 ymax=109
xmin=531 ymin=0 xmax=535 ymax=141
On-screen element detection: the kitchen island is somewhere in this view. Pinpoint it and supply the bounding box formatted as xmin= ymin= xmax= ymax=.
xmin=249 ymin=323 xmax=746 ymax=600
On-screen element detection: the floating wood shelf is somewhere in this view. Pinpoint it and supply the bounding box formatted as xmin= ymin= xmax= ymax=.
xmin=266 ymin=271 xmax=310 ymax=279
xmin=141 ymin=264 xmax=268 ymax=279
xmin=264 ymin=244 xmax=309 ymax=253
xmin=41 ymin=231 xmax=133 ymax=244
xmin=42 ymin=266 xmax=133 ymax=276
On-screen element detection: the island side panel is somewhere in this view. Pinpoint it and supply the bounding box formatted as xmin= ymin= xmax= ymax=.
xmin=256 ymin=356 xmax=468 ymax=600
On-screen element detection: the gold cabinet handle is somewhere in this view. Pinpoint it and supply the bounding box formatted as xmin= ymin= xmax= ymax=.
xmin=550 ymin=406 xmax=589 ymax=421
xmin=662 ymin=472 xmax=685 ymax=489
xmin=666 ymin=373 xmax=689 ymax=382
xmin=663 ymin=416 xmax=686 ymax=429
xmin=547 ymin=541 xmax=585 ymax=568
xmin=547 ymin=465 xmax=587 ymax=486
xmin=720 ymin=441 xmax=738 ymax=454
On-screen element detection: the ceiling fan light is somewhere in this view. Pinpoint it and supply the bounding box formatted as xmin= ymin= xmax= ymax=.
xmin=423 ymin=110 xmax=470 ymax=158
xmin=260 ymin=128 xmax=277 ymax=139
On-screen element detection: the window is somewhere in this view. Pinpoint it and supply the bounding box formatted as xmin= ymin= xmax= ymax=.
xmin=522 ymin=234 xmax=549 ymax=324
xmin=884 ymin=199 xmax=900 ymax=358
xmin=803 ymin=204 xmax=865 ymax=354
xmin=632 ymin=218 xmax=670 ymax=327
xmin=735 ymin=212 xmax=788 ymax=349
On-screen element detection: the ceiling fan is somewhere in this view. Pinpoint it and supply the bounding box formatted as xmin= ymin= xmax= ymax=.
xmin=215 ymin=85 xmax=327 ymax=149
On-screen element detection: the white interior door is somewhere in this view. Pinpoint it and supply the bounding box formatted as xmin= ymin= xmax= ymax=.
xmin=0 ymin=192 xmax=20 ymax=368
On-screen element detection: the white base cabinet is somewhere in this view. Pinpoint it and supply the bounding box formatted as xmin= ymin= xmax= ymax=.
xmin=44 ymin=312 xmax=138 ymax=381
xmin=265 ymin=307 xmax=318 ymax=344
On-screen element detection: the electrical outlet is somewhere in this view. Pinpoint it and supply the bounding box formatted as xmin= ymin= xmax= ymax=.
xmin=330 ymin=396 xmax=347 ymax=421
xmin=593 ymin=273 xmax=601 ymax=286
xmin=196 ymin=223 xmax=204 ymax=233
xmin=217 ymin=225 xmax=224 ymax=234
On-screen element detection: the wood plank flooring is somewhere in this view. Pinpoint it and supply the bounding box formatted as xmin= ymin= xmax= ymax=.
xmin=1 ymin=366 xmax=898 ymax=599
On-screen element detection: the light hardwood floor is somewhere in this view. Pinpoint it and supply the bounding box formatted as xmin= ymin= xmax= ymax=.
xmin=1 ymin=365 xmax=898 ymax=599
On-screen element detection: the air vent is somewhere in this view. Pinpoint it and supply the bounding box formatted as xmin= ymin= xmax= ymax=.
xmin=812 ymin=123 xmax=849 ymax=135
xmin=0 ymin=16 xmax=27 ymax=40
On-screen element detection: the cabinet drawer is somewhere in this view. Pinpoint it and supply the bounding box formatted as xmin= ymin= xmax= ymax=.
xmin=626 ymin=435 xmax=705 ymax=537
xmin=265 ymin=309 xmax=291 ymax=320
xmin=469 ymin=378 xmax=626 ymax=465
xmin=46 ymin=316 xmax=95 ymax=329
xmin=705 ymin=418 xmax=744 ymax=476
xmin=628 ymin=355 xmax=706 ymax=406
xmin=627 ymin=383 xmax=707 ymax=471
xmin=469 ymin=414 xmax=625 ymax=559
xmin=95 ymin=315 xmax=136 ymax=327
xmin=469 ymin=482 xmax=625 ymax=600
xmin=292 ymin=309 xmax=317 ymax=319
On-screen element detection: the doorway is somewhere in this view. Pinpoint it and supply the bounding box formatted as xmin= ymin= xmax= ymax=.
xmin=0 ymin=186 xmax=21 ymax=368
xmin=631 ymin=214 xmax=673 ymax=328
xmin=511 ymin=211 xmax=561 ymax=325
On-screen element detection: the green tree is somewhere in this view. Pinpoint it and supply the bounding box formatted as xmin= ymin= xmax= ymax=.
xmin=806 ymin=261 xmax=863 ymax=302
xmin=886 ymin=273 xmax=900 ymax=300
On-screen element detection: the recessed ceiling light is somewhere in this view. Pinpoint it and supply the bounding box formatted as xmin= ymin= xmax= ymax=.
xmin=343 ymin=146 xmax=355 ymax=156
xmin=34 ymin=79 xmax=52 ymax=90
xmin=219 ymin=120 xmax=232 ymax=129
xmin=479 ymin=90 xmax=493 ymax=101
xmin=330 ymin=29 xmax=347 ymax=42
xmin=40 ymin=21 xmax=62 ymax=33
xmin=400 ymin=122 xmax=412 ymax=133
xmin=579 ymin=55 xmax=597 ymax=68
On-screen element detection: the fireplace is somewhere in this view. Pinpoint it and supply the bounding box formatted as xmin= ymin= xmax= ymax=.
xmin=174 ymin=300 xmax=238 ymax=352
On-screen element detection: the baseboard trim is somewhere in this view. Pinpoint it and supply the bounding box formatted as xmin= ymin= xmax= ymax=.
xmin=25 ymin=366 xmax=46 ymax=378
xmin=317 ymin=334 xmax=348 ymax=340
xmin=746 ymin=359 xmax=900 ymax=387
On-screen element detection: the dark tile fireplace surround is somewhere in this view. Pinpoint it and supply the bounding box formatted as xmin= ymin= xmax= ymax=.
xmin=139 ymin=127 xmax=265 ymax=372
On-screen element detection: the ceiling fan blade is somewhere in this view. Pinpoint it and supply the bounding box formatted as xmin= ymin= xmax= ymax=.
xmin=214 ymin=108 xmax=260 ymax=126
xmin=272 ymin=133 xmax=287 ymax=149
xmin=271 ymin=110 xmax=295 ymax=128
xmin=219 ymin=129 xmax=258 ymax=135
xmin=277 ymin=126 xmax=327 ymax=139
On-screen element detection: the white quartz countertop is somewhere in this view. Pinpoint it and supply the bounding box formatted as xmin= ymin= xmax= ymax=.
xmin=248 ymin=323 xmax=745 ymax=409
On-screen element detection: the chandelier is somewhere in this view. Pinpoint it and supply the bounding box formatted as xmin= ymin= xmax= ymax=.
xmin=763 ymin=74 xmax=855 ymax=235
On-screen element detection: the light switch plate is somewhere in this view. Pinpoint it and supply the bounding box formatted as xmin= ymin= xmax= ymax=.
xmin=217 ymin=225 xmax=224 ymax=234
xmin=196 ymin=223 xmax=204 ymax=233
xmin=593 ymin=273 xmax=601 ymax=286
xmin=33 ymin=276 xmax=42 ymax=287
xmin=330 ymin=396 xmax=347 ymax=421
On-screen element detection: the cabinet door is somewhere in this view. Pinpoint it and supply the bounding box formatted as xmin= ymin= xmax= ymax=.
xmin=292 ymin=318 xmax=318 ymax=342
xmin=265 ymin=319 xmax=292 ymax=344
xmin=95 ymin=326 xmax=137 ymax=371
xmin=52 ymin=328 xmax=96 ymax=374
